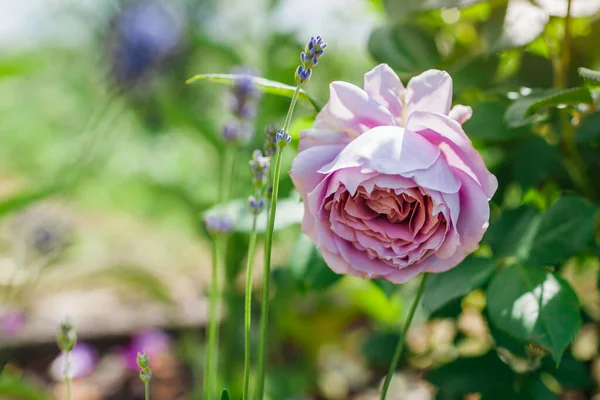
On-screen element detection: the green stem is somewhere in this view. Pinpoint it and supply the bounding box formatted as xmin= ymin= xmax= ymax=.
xmin=205 ymin=235 xmax=221 ymax=400
xmin=145 ymin=381 xmax=150 ymax=400
xmin=65 ymin=351 xmax=72 ymax=400
xmin=242 ymin=216 xmax=259 ymax=400
xmin=255 ymin=84 xmax=302 ymax=400
xmin=380 ymin=273 xmax=429 ymax=400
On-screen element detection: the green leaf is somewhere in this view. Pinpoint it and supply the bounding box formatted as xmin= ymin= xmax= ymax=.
xmin=289 ymin=234 xmax=341 ymax=292
xmin=486 ymin=264 xmax=582 ymax=362
xmin=220 ymin=390 xmax=230 ymax=400
xmin=486 ymin=197 xmax=597 ymax=266
xmin=423 ymin=256 xmax=496 ymax=313
xmin=368 ymin=24 xmax=439 ymax=74
xmin=578 ymin=67 xmax=600 ymax=84
xmin=505 ymin=91 xmax=556 ymax=128
xmin=485 ymin=206 xmax=542 ymax=261
xmin=372 ymin=279 xmax=397 ymax=298
xmin=541 ymin=353 xmax=593 ymax=390
xmin=185 ymin=73 xmax=321 ymax=111
xmin=0 ymin=373 xmax=51 ymax=400
xmin=527 ymin=195 xmax=597 ymax=266
xmin=511 ymin=136 xmax=563 ymax=189
xmin=204 ymin=197 xmax=303 ymax=233
xmin=524 ymin=88 xmax=593 ymax=116
xmin=87 ymin=266 xmax=174 ymax=305
xmin=428 ymin=352 xmax=516 ymax=398
xmin=575 ymin=111 xmax=600 ymax=142
xmin=385 ymin=0 xmax=487 ymax=14
xmin=463 ymin=101 xmax=525 ymax=141
xmin=0 ymin=187 xmax=56 ymax=220
xmin=519 ymin=375 xmax=558 ymax=400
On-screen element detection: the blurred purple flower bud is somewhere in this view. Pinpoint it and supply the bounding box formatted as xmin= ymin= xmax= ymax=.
xmin=0 ymin=310 xmax=26 ymax=337
xmin=109 ymin=1 xmax=182 ymax=86
xmin=204 ymin=214 xmax=234 ymax=234
xmin=120 ymin=328 xmax=171 ymax=370
xmin=50 ymin=343 xmax=98 ymax=381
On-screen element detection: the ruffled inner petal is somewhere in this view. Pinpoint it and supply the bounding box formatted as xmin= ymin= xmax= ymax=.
xmin=322 ymin=175 xmax=456 ymax=273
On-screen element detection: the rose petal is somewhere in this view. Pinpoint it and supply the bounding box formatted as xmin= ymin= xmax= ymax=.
xmin=319 ymin=126 xmax=440 ymax=176
xmin=407 ymin=111 xmax=498 ymax=198
xmin=453 ymin=167 xmax=491 ymax=253
xmin=449 ymin=104 xmax=473 ymax=124
xmin=298 ymin=128 xmax=353 ymax=152
xmin=406 ymin=69 xmax=453 ymax=116
xmin=363 ymin=63 xmax=404 ymax=120
xmin=316 ymin=81 xmax=396 ymax=135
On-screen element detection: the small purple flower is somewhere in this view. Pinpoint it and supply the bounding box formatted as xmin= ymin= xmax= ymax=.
xmin=0 ymin=310 xmax=26 ymax=337
xmin=222 ymin=66 xmax=261 ymax=144
xmin=50 ymin=343 xmax=98 ymax=381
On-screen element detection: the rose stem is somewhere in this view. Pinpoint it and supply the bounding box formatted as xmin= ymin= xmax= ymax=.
xmin=255 ymin=84 xmax=301 ymax=399
xmin=380 ymin=273 xmax=429 ymax=400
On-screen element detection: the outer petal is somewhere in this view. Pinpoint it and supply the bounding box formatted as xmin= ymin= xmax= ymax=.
xmin=452 ymin=168 xmax=491 ymax=253
xmin=316 ymin=81 xmax=396 ymax=135
xmin=363 ymin=64 xmax=404 ymax=120
xmin=406 ymin=70 xmax=453 ymax=116
xmin=449 ymin=104 xmax=473 ymax=124
xmin=406 ymin=111 xmax=498 ymax=199
xmin=290 ymin=144 xmax=346 ymax=242
xmin=318 ymin=126 xmax=440 ymax=176
xmin=298 ymin=128 xmax=353 ymax=152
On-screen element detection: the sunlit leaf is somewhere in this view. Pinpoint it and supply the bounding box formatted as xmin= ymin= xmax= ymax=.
xmin=203 ymin=197 xmax=303 ymax=233
xmin=484 ymin=206 xmax=542 ymax=261
xmin=185 ymin=73 xmax=321 ymax=111
xmin=485 ymin=2 xmax=549 ymax=52
xmin=487 ymin=264 xmax=581 ymax=362
xmin=524 ymin=87 xmax=593 ymax=116
xmin=423 ymin=256 xmax=496 ymax=313
xmin=578 ymin=67 xmax=600 ymax=84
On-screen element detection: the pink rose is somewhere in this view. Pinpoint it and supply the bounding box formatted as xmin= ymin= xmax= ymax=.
xmin=290 ymin=64 xmax=497 ymax=283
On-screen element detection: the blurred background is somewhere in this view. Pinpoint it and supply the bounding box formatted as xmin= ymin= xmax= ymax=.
xmin=1 ymin=0 xmax=600 ymax=399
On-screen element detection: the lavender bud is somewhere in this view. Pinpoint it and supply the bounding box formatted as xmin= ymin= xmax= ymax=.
xmin=295 ymin=36 xmax=326 ymax=84
xmin=276 ymin=130 xmax=291 ymax=148
xmin=249 ymin=196 xmax=265 ymax=215
xmin=249 ymin=150 xmax=270 ymax=188
xmin=57 ymin=318 xmax=77 ymax=352
xmin=264 ymin=124 xmax=278 ymax=157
